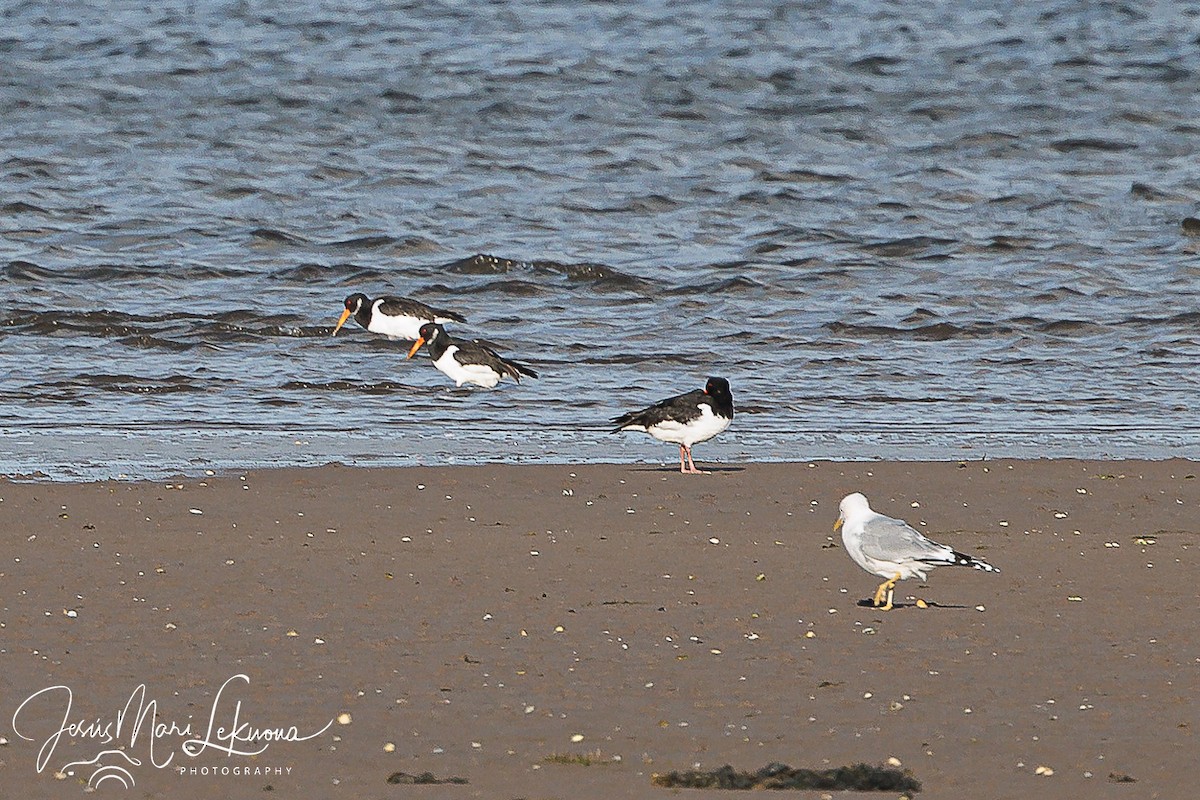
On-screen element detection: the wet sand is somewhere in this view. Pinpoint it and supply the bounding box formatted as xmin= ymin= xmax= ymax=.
xmin=1 ymin=459 xmax=1196 ymax=799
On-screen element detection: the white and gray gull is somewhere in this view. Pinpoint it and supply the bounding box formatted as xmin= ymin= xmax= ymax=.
xmin=834 ymin=492 xmax=998 ymax=610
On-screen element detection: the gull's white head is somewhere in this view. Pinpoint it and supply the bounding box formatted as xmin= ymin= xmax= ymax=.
xmin=834 ymin=492 xmax=872 ymax=531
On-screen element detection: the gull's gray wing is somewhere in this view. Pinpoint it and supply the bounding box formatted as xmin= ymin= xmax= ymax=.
xmin=859 ymin=515 xmax=951 ymax=563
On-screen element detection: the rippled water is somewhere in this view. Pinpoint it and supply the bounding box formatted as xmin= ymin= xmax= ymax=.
xmin=4 ymin=1 xmax=1200 ymax=479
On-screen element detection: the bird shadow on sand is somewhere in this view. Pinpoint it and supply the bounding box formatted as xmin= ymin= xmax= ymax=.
xmin=854 ymin=599 xmax=971 ymax=610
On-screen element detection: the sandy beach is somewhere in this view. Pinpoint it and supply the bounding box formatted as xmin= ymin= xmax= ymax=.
xmin=1 ymin=459 xmax=1195 ymax=799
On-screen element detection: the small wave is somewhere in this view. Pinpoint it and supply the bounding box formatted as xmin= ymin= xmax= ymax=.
xmin=211 ymin=185 xmax=261 ymax=199
xmin=10 ymin=308 xmax=331 ymax=342
xmin=1050 ymin=138 xmax=1137 ymax=153
xmin=308 ymin=163 xmax=363 ymax=181
xmin=4 ymin=258 xmax=267 ymax=283
xmin=1117 ymin=311 xmax=1200 ymax=329
xmin=824 ymin=321 xmax=1011 ymax=341
xmin=249 ymin=227 xmax=307 ymax=245
xmin=270 ymin=262 xmax=386 ymax=282
xmin=2 ymin=260 xmax=58 ymax=281
xmin=1035 ymin=319 xmax=1107 ymax=335
xmin=461 ymin=279 xmax=546 ymax=297
xmin=597 ymin=156 xmax=663 ymax=173
xmin=619 ymin=194 xmax=682 ymax=214
xmin=1119 ymin=60 xmax=1191 ymax=83
xmin=860 ymin=236 xmax=957 ymax=257
xmin=846 ymin=55 xmax=903 ymax=75
xmin=747 ymin=101 xmax=871 ymax=119
xmin=280 ymin=380 xmax=413 ymax=394
xmin=736 ymin=189 xmax=807 ymax=205
xmin=902 ymin=308 xmax=940 ymax=324
xmin=2 ymin=156 xmax=60 ymax=170
xmin=441 ymin=254 xmax=647 ymax=290
xmin=954 ymin=131 xmax=1021 ymax=147
xmin=40 ymin=374 xmax=207 ymax=395
xmin=563 ymin=195 xmax=682 ymax=214
xmin=116 ymin=335 xmax=195 ymax=352
xmin=532 ymin=259 xmax=646 ymax=289
xmin=201 ymin=320 xmax=326 ymax=339
xmin=445 ymin=254 xmax=521 ymax=274
xmin=758 ymin=169 xmax=853 ymax=184
xmin=1129 ymin=182 xmax=1188 ymax=201
xmin=14 ymin=309 xmax=145 ymax=336
xmin=666 ymin=276 xmax=764 ymax=295
xmin=985 ymin=236 xmax=1035 ymax=250
xmin=2 ymin=200 xmax=50 ymax=216
xmin=328 ymin=234 xmax=399 ymax=249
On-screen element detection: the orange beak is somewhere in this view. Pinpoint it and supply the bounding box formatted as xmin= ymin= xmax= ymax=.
xmin=406 ymin=337 xmax=425 ymax=359
xmin=331 ymin=308 xmax=352 ymax=337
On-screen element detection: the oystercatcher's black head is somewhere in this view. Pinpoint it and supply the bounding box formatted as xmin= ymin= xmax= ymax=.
xmin=332 ymin=293 xmax=369 ymax=337
xmin=343 ymin=293 xmax=367 ymax=313
xmin=704 ymin=376 xmax=732 ymax=403
xmin=407 ymin=322 xmax=445 ymax=359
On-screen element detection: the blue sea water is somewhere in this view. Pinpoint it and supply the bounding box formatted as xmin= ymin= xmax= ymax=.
xmin=3 ymin=0 xmax=1200 ymax=479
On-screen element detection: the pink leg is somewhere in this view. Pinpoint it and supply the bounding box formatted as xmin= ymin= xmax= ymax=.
xmin=683 ymin=446 xmax=702 ymax=474
xmin=678 ymin=444 xmax=687 ymax=473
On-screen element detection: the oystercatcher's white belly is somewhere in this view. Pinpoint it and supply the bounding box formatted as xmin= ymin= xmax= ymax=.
xmin=647 ymin=404 xmax=730 ymax=447
xmin=369 ymin=313 xmax=425 ymax=341
xmin=433 ymin=346 xmax=501 ymax=388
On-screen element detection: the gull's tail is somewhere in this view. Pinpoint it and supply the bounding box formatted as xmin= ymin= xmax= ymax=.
xmin=949 ymin=550 xmax=999 ymax=573
xmin=917 ymin=548 xmax=999 ymax=573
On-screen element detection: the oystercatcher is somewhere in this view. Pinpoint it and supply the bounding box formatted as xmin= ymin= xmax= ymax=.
xmin=406 ymin=322 xmax=538 ymax=388
xmin=331 ymin=293 xmax=466 ymax=341
xmin=834 ymin=492 xmax=999 ymax=611
xmin=611 ymin=377 xmax=734 ymax=474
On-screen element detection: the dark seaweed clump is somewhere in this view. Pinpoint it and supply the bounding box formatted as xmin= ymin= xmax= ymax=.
xmin=651 ymin=762 xmax=921 ymax=793
xmin=386 ymin=771 xmax=468 ymax=785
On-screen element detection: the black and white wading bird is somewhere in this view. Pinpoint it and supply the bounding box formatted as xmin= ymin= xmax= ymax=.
xmin=611 ymin=377 xmax=734 ymax=474
xmin=406 ymin=322 xmax=538 ymax=388
xmin=331 ymin=293 xmax=466 ymax=341
xmin=834 ymin=492 xmax=999 ymax=611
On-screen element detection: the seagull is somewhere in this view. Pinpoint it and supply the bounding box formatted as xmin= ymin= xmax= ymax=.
xmin=611 ymin=377 xmax=734 ymax=474
xmin=834 ymin=492 xmax=999 ymax=610
xmin=331 ymin=293 xmax=466 ymax=341
xmin=406 ymin=322 xmax=538 ymax=388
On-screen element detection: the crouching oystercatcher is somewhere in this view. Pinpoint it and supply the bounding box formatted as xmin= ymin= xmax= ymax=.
xmin=406 ymin=322 xmax=538 ymax=388
xmin=332 ymin=292 xmax=466 ymax=341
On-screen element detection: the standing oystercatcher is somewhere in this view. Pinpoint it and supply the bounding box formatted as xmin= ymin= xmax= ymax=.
xmin=611 ymin=377 xmax=734 ymax=473
xmin=331 ymin=293 xmax=466 ymax=341
xmin=834 ymin=492 xmax=999 ymax=611
xmin=406 ymin=322 xmax=538 ymax=388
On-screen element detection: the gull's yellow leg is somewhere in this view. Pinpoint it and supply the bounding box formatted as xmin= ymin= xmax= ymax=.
xmin=872 ymin=580 xmax=890 ymax=606
xmin=877 ymin=572 xmax=901 ymax=611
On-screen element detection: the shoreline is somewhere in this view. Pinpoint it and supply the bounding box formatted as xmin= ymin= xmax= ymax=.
xmin=6 ymin=425 xmax=1200 ymax=483
xmin=1 ymin=459 xmax=1196 ymax=798
xmin=6 ymin=450 xmax=1200 ymax=485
